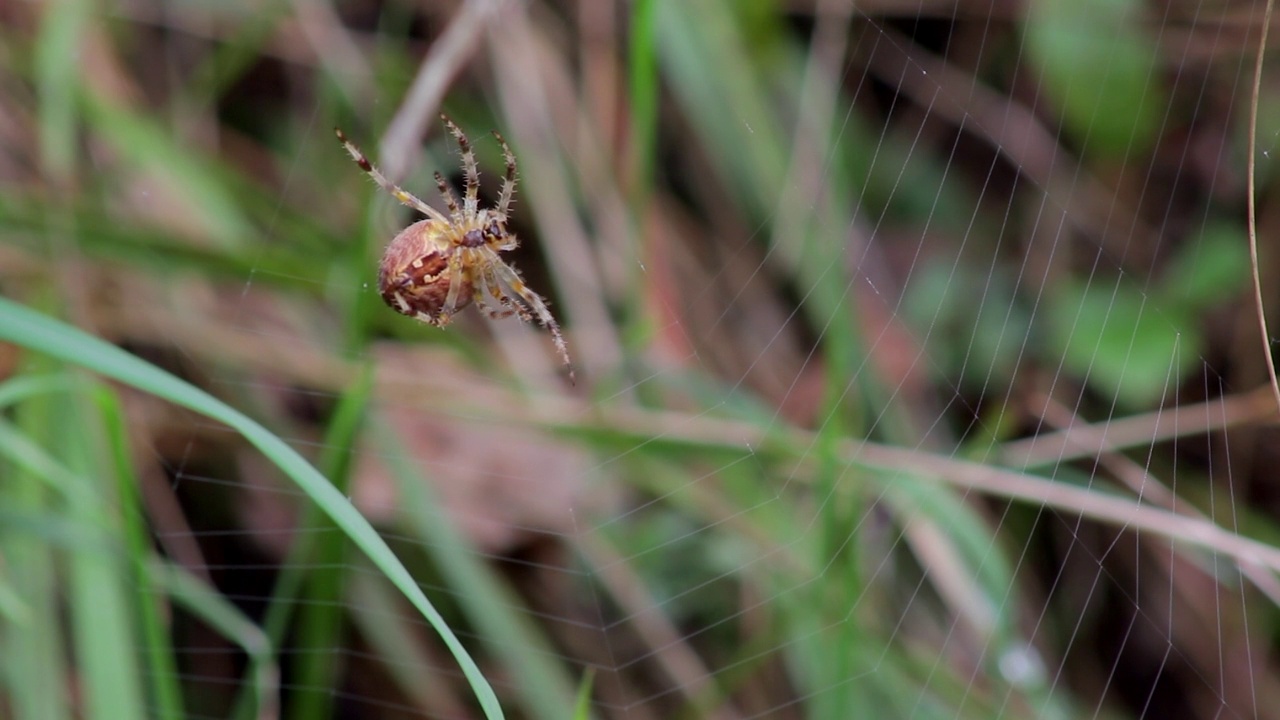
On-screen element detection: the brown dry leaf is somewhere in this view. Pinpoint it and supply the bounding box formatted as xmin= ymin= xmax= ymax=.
xmin=354 ymin=343 xmax=608 ymax=555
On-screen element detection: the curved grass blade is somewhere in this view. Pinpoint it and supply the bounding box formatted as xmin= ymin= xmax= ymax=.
xmin=0 ymin=296 xmax=504 ymax=720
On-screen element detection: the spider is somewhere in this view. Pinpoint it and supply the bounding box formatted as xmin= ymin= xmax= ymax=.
xmin=336 ymin=115 xmax=574 ymax=383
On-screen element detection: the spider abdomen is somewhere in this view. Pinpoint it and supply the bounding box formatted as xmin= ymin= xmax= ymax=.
xmin=377 ymin=219 xmax=474 ymax=325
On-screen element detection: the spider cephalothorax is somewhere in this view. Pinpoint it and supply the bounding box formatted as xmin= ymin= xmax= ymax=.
xmin=336 ymin=115 xmax=574 ymax=383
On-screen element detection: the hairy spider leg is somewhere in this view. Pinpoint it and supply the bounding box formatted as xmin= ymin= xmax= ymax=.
xmin=441 ymin=114 xmax=480 ymax=215
xmin=478 ymin=263 xmax=522 ymax=319
xmin=434 ymin=171 xmax=461 ymax=219
xmin=473 ymin=262 xmax=518 ymax=320
xmin=491 ymin=130 xmax=518 ymax=217
xmin=334 ymin=128 xmax=448 ymax=224
xmin=476 ymin=250 xmax=535 ymax=324
xmin=486 ymin=249 xmax=574 ymax=383
xmin=441 ymin=248 xmax=467 ymax=323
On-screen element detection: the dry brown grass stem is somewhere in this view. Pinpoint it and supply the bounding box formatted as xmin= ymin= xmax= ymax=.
xmin=380 ymin=0 xmax=513 ymax=180
xmin=1001 ymin=385 xmax=1278 ymax=467
xmin=850 ymin=439 xmax=1280 ymax=576
xmin=1030 ymin=394 xmax=1280 ymax=604
xmin=1247 ymin=0 xmax=1280 ymax=417
xmin=487 ymin=10 xmax=623 ymax=381
xmin=289 ymin=0 xmax=372 ymax=103
xmin=446 ymin=390 xmax=1280 ymax=583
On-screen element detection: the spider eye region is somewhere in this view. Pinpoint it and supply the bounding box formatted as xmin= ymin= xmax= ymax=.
xmin=376 ymin=220 xmax=474 ymax=325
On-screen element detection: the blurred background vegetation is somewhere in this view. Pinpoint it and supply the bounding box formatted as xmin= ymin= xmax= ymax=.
xmin=2 ymin=0 xmax=1280 ymax=718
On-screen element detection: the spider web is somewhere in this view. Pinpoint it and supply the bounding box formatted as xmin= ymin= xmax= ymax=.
xmin=25 ymin=0 xmax=1280 ymax=719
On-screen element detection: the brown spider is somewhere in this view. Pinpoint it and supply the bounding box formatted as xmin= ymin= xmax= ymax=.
xmin=336 ymin=115 xmax=574 ymax=383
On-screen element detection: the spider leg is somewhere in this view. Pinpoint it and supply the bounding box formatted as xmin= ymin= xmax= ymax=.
xmin=485 ymin=250 xmax=575 ymax=383
xmin=440 ymin=248 xmax=468 ymax=322
xmin=435 ymin=171 xmax=461 ymax=219
xmin=441 ymin=114 xmax=480 ymax=216
xmin=494 ymin=278 xmax=536 ymax=325
xmin=476 ymin=297 xmax=517 ymax=320
xmin=478 ymin=264 xmax=522 ymax=319
xmin=477 ymin=254 xmax=536 ymax=323
xmin=335 ymin=128 xmax=449 ymax=224
xmin=473 ymin=269 xmax=517 ymax=319
xmin=491 ymin=130 xmax=517 ymax=217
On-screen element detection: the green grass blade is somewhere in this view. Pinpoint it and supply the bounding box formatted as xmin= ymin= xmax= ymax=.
xmin=150 ymin=560 xmax=278 ymax=718
xmin=573 ymin=669 xmax=596 ymax=720
xmin=59 ymin=383 xmax=146 ymax=720
xmin=378 ymin=420 xmax=581 ymax=720
xmin=0 ymin=386 xmax=71 ymax=720
xmin=627 ymin=0 xmax=659 ymax=203
xmin=35 ymin=0 xmax=88 ymax=178
xmin=0 ymin=390 xmax=147 ymax=720
xmin=0 ymin=296 xmax=504 ymax=720
xmin=92 ymin=384 xmax=185 ymax=720
xmin=288 ymin=364 xmax=374 ymax=720
xmin=80 ymin=94 xmax=253 ymax=246
xmin=0 ymin=374 xmax=77 ymax=410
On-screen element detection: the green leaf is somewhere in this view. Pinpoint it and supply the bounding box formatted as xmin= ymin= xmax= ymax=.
xmin=1048 ymin=279 xmax=1198 ymax=407
xmin=1024 ymin=0 xmax=1164 ymax=157
xmin=1159 ymin=221 xmax=1250 ymax=310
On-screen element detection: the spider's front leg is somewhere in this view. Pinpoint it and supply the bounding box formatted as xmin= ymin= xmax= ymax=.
xmin=441 ymin=114 xmax=481 ymax=215
xmin=437 ymin=248 xmax=470 ymax=325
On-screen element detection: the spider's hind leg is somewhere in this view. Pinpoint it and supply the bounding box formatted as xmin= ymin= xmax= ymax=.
xmin=435 ymin=171 xmax=461 ymax=218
